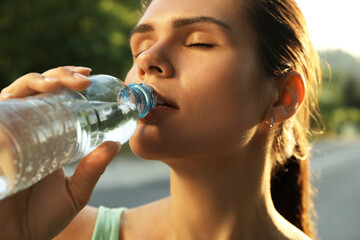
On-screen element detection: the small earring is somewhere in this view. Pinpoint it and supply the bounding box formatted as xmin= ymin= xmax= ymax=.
xmin=269 ymin=116 xmax=274 ymax=128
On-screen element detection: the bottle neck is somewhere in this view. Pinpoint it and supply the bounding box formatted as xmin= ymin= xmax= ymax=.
xmin=128 ymin=83 xmax=157 ymax=118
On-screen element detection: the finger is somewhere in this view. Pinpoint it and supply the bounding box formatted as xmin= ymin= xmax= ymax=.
xmin=0 ymin=93 xmax=16 ymax=100
xmin=64 ymin=66 xmax=92 ymax=77
xmin=1 ymin=73 xmax=62 ymax=98
xmin=67 ymin=141 xmax=121 ymax=210
xmin=43 ymin=66 xmax=91 ymax=91
xmin=1 ymin=66 xmax=93 ymax=98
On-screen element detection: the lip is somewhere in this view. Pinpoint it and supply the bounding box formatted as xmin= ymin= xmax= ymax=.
xmin=154 ymin=91 xmax=179 ymax=109
xmin=144 ymin=87 xmax=179 ymax=117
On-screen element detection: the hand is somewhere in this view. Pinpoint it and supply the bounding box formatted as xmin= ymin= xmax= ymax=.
xmin=0 ymin=66 xmax=93 ymax=99
xmin=0 ymin=67 xmax=122 ymax=240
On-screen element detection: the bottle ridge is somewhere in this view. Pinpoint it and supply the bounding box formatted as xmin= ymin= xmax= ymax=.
xmin=0 ymin=74 xmax=156 ymax=199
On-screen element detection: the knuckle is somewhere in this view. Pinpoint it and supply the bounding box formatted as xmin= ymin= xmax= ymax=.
xmin=57 ymin=66 xmax=73 ymax=74
xmin=22 ymin=73 xmax=44 ymax=87
xmin=0 ymin=87 xmax=8 ymax=94
xmin=64 ymin=65 xmax=76 ymax=70
xmin=24 ymin=72 xmax=41 ymax=80
xmin=44 ymin=66 xmax=72 ymax=77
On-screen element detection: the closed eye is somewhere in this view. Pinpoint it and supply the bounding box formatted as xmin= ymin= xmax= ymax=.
xmin=133 ymin=50 xmax=146 ymax=59
xmin=187 ymin=43 xmax=215 ymax=48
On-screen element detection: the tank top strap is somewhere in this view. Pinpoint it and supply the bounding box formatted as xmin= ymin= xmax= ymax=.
xmin=92 ymin=206 xmax=127 ymax=240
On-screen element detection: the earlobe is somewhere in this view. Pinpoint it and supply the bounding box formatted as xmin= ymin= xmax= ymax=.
xmin=268 ymin=70 xmax=306 ymax=125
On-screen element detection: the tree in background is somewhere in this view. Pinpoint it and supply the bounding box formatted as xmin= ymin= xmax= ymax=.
xmin=318 ymin=51 xmax=360 ymax=136
xmin=1 ymin=3 xmax=360 ymax=136
xmin=343 ymin=77 xmax=360 ymax=108
xmin=0 ymin=0 xmax=140 ymax=89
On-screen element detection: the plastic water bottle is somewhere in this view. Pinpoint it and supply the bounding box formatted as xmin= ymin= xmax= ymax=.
xmin=0 ymin=74 xmax=156 ymax=200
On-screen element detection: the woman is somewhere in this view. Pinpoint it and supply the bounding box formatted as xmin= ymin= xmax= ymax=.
xmin=0 ymin=0 xmax=321 ymax=239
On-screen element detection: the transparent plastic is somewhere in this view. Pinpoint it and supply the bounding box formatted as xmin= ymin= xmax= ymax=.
xmin=0 ymin=74 xmax=156 ymax=199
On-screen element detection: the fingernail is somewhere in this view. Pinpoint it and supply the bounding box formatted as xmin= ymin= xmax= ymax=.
xmin=73 ymin=73 xmax=91 ymax=82
xmin=44 ymin=77 xmax=60 ymax=83
xmin=115 ymin=142 xmax=121 ymax=153
xmin=0 ymin=93 xmax=15 ymax=100
xmin=75 ymin=67 xmax=92 ymax=72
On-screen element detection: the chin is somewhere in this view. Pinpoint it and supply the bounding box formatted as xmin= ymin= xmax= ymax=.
xmin=128 ymin=136 xmax=188 ymax=162
xmin=128 ymin=136 xmax=167 ymax=161
xmin=128 ymin=123 xmax=179 ymax=160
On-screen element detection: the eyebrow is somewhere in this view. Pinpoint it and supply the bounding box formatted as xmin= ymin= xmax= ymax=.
xmin=129 ymin=16 xmax=231 ymax=39
xmin=173 ymin=16 xmax=231 ymax=30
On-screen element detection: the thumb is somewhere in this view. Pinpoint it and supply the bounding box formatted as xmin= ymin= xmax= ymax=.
xmin=67 ymin=141 xmax=121 ymax=211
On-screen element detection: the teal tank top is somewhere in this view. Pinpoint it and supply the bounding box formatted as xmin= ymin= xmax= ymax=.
xmin=92 ymin=206 xmax=127 ymax=240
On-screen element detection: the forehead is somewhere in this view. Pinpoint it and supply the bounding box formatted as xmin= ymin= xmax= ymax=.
xmin=140 ymin=0 xmax=240 ymax=26
xmin=137 ymin=0 xmax=258 ymax=61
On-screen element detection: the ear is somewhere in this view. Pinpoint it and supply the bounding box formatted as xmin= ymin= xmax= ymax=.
xmin=268 ymin=70 xmax=306 ymax=125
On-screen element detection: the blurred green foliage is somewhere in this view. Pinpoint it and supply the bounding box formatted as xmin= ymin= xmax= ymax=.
xmin=1 ymin=2 xmax=359 ymax=137
xmin=318 ymin=50 xmax=360 ymax=136
xmin=0 ymin=0 xmax=141 ymax=89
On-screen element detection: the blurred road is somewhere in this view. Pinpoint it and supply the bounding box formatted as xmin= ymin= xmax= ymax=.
xmin=64 ymin=138 xmax=360 ymax=240
xmin=311 ymin=138 xmax=360 ymax=240
xmin=64 ymin=152 xmax=171 ymax=208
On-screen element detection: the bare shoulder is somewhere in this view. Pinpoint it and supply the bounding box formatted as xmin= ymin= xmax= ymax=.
xmin=54 ymin=205 xmax=98 ymax=240
xmin=274 ymin=213 xmax=312 ymax=240
xmin=120 ymin=198 xmax=170 ymax=240
xmin=284 ymin=224 xmax=312 ymax=240
xmin=286 ymin=227 xmax=312 ymax=240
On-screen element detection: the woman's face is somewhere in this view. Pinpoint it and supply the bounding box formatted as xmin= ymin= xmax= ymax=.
xmin=125 ymin=0 xmax=272 ymax=160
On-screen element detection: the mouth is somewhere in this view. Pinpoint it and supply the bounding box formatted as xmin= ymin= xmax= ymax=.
xmin=155 ymin=96 xmax=178 ymax=109
xmin=156 ymin=98 xmax=176 ymax=108
xmin=143 ymin=89 xmax=179 ymax=118
xmin=153 ymin=91 xmax=178 ymax=109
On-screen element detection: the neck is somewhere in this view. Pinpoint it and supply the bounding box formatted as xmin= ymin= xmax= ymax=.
xmin=164 ymin=141 xmax=280 ymax=240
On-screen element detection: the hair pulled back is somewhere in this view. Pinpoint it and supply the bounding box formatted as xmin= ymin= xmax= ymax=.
xmin=241 ymin=1 xmax=321 ymax=238
xmin=140 ymin=0 xmax=322 ymax=238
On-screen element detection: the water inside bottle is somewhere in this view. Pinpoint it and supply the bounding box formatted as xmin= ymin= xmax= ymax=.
xmin=0 ymin=95 xmax=138 ymax=199
xmin=81 ymin=100 xmax=138 ymax=152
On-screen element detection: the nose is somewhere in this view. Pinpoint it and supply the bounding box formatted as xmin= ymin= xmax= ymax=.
xmin=136 ymin=45 xmax=174 ymax=79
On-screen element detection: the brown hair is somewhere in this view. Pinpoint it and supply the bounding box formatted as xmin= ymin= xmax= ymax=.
xmin=140 ymin=0 xmax=322 ymax=238
xmin=241 ymin=1 xmax=321 ymax=238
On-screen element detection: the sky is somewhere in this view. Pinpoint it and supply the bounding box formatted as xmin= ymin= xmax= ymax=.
xmin=296 ymin=0 xmax=360 ymax=58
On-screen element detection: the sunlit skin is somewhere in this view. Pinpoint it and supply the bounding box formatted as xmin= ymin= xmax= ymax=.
xmin=126 ymin=0 xmax=269 ymax=161
xmin=120 ymin=0 xmax=309 ymax=239
xmin=0 ymin=0 xmax=309 ymax=239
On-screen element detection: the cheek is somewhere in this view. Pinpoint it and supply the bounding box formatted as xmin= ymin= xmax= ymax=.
xmin=178 ymin=72 xmax=261 ymax=154
xmin=184 ymin=53 xmax=260 ymax=121
xmin=185 ymin=88 xmax=254 ymax=141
